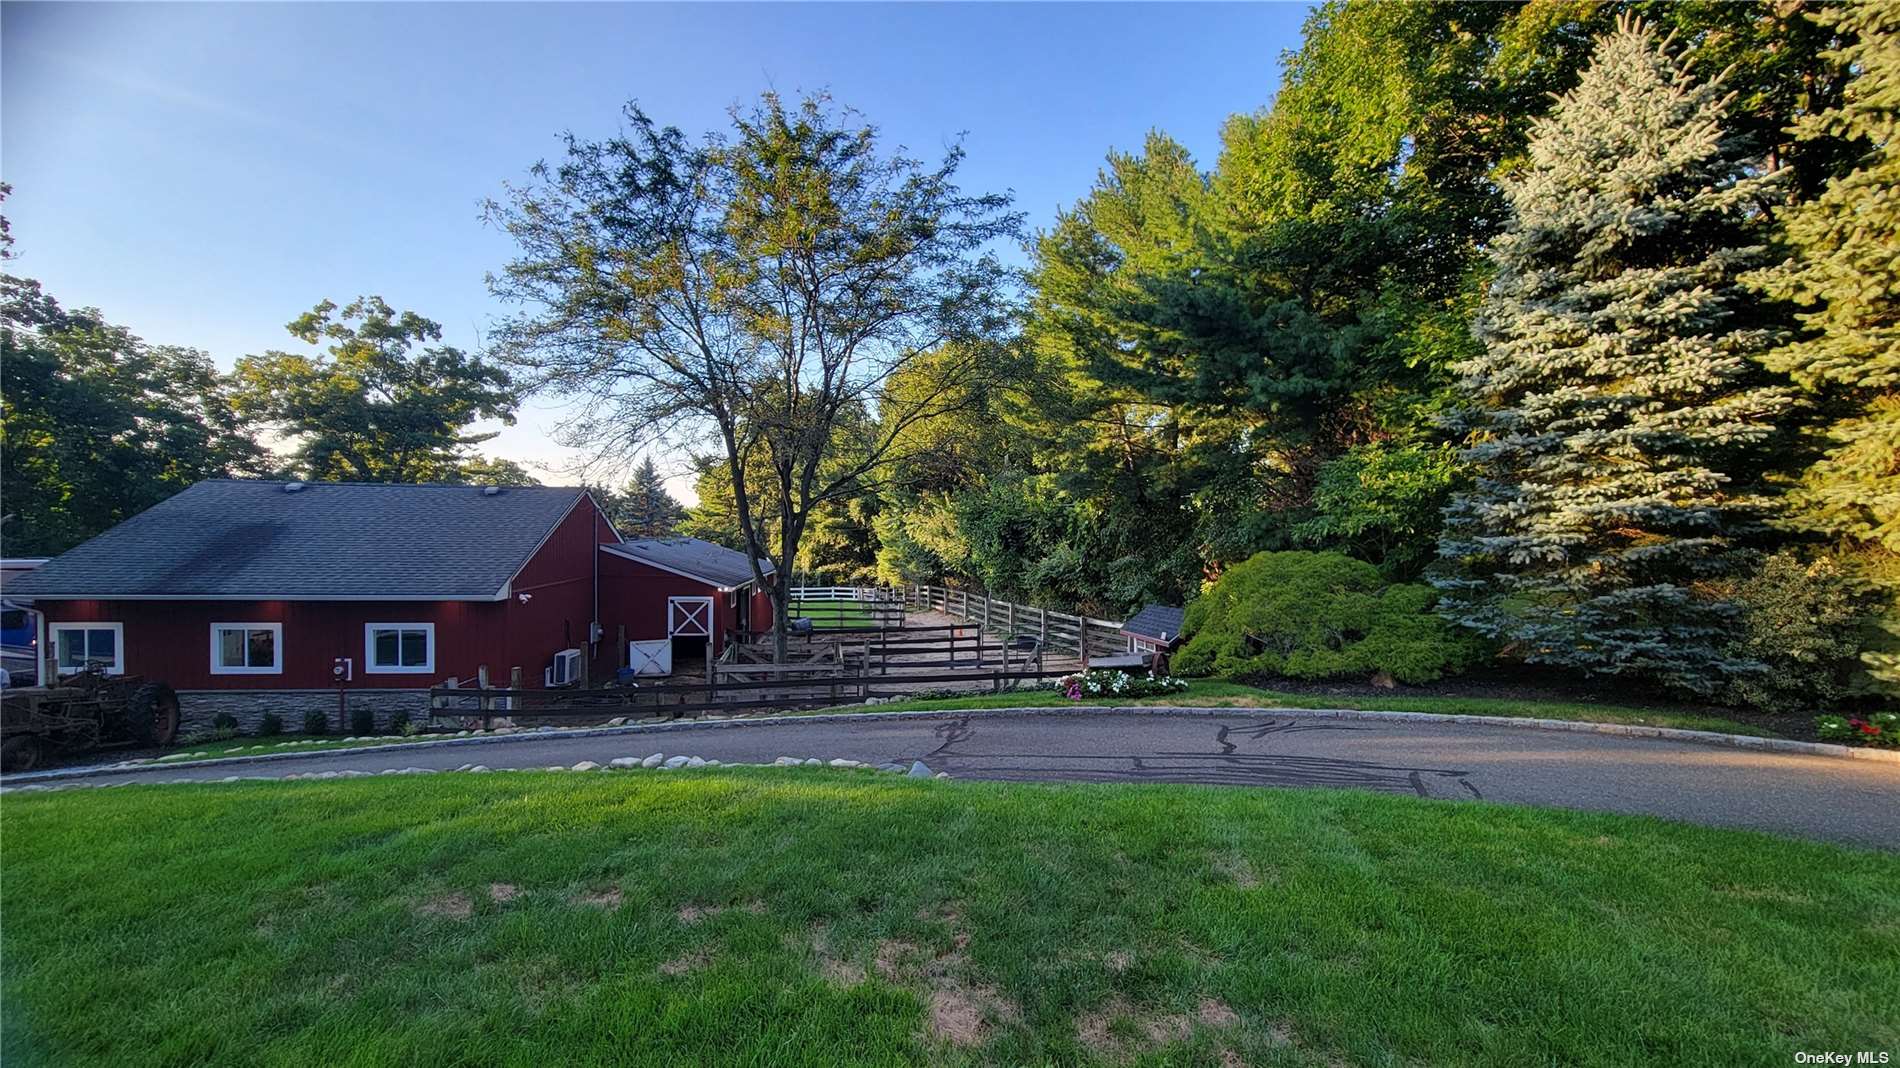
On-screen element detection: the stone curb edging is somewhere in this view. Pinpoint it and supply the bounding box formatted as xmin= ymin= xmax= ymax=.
xmin=2 ymin=754 xmax=948 ymax=792
xmin=5 ymin=703 xmax=1896 ymax=786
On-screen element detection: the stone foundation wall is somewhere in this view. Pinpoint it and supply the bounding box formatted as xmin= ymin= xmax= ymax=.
xmin=179 ymin=689 xmax=434 ymax=735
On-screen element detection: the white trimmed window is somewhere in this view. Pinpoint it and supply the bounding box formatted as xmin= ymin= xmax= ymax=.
xmin=211 ymin=623 xmax=282 ymax=675
xmin=53 ymin=623 xmax=124 ymax=675
xmin=365 ymin=623 xmax=434 ymax=673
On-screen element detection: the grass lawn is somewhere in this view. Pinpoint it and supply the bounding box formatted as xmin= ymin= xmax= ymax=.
xmin=789 ymin=599 xmax=877 ymax=628
xmin=3 ymin=770 xmax=1894 ymax=1066
xmin=830 ymin=680 xmax=1782 ymax=737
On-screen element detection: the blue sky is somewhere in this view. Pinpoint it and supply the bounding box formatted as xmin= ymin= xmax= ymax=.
xmin=2 ymin=2 xmax=1308 ymax=492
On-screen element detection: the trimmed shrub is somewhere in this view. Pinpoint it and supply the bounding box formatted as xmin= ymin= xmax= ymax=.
xmin=210 ymin=711 xmax=240 ymax=732
xmin=1722 ymin=553 xmax=1875 ymax=713
xmin=257 ymin=713 xmax=284 ymax=737
xmin=302 ymin=709 xmax=329 ymax=736
xmin=387 ymin=710 xmax=411 ymax=735
xmin=1174 ymin=550 xmax=1476 ymax=684
xmin=350 ymin=708 xmax=376 ymax=736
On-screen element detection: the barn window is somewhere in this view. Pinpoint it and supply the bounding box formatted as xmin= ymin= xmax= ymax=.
xmin=211 ymin=623 xmax=282 ymax=675
xmin=364 ymin=623 xmax=434 ymax=673
xmin=53 ymin=623 xmax=123 ymax=675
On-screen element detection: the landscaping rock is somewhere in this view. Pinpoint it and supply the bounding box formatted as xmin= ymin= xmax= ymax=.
xmin=468 ymin=765 xmax=491 ymax=773
xmin=642 ymin=753 xmax=666 ymax=768
xmin=907 ymin=761 xmax=933 ymax=778
xmin=803 ymin=758 xmax=822 ymax=766
xmin=664 ymin=756 xmax=691 ymax=769
xmin=829 ymin=758 xmax=861 ymax=768
xmin=571 ymin=761 xmax=602 ymax=772
xmin=606 ymin=717 xmax=628 ymax=727
xmin=774 ymin=756 xmax=802 ymax=766
xmin=608 ymin=757 xmax=641 ymax=769
xmin=685 ymin=756 xmax=707 ymax=769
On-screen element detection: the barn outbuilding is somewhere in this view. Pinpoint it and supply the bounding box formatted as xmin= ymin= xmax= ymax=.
xmin=6 ymin=479 xmax=623 ymax=732
xmin=599 ymin=537 xmax=774 ymax=676
xmin=1119 ymin=604 xmax=1186 ymax=656
xmin=6 ymin=479 xmax=786 ymax=733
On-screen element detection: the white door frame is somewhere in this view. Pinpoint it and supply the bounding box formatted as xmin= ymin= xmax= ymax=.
xmin=667 ymin=596 xmax=714 ymax=638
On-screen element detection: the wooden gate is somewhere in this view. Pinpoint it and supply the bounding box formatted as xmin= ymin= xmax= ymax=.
xmin=627 ymin=638 xmax=672 ymax=676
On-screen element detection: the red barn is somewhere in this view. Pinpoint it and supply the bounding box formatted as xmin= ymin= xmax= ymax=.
xmin=6 ymin=480 xmax=623 ymax=733
xmin=599 ymin=537 xmax=774 ymax=675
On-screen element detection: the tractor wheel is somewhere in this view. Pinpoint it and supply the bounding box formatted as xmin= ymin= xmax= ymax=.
xmin=2 ymin=735 xmax=42 ymax=773
xmin=125 ymin=683 xmax=182 ymax=747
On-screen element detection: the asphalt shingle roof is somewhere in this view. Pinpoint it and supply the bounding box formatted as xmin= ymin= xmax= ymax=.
xmin=1121 ymin=603 xmax=1186 ymax=642
xmin=5 ymin=480 xmax=590 ymax=600
xmin=602 ymin=537 xmax=772 ymax=589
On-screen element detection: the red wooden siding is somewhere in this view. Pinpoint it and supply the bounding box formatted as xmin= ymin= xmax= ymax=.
xmin=34 ymin=598 xmax=509 ymax=689
xmin=32 ymin=494 xmax=627 ymax=692
xmin=598 ymin=552 xmax=741 ymax=657
xmin=502 ymin=494 xmax=620 ymax=685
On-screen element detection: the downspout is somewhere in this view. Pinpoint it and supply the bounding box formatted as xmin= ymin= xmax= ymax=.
xmin=592 ymin=506 xmax=601 ymax=658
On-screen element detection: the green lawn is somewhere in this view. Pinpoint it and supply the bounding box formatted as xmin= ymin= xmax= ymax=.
xmin=830 ymin=680 xmax=1782 ymax=737
xmin=3 ymin=770 xmax=1894 ymax=1065
xmin=789 ymin=599 xmax=878 ymax=628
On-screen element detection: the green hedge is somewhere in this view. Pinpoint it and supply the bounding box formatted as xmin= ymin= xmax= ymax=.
xmin=1174 ymin=551 xmax=1476 ymax=684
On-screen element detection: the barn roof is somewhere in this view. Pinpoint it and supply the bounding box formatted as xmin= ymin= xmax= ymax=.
xmin=1120 ymin=603 xmax=1186 ymax=642
xmin=601 ymin=537 xmax=773 ymax=590
xmin=6 ymin=480 xmax=593 ymax=601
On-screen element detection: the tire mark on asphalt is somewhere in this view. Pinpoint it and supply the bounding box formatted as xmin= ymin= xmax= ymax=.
xmin=925 ymin=717 xmax=973 ymax=760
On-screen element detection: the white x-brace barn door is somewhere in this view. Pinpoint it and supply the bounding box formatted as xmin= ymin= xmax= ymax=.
xmin=667 ymin=596 xmax=714 ymax=638
xmin=627 ymin=639 xmax=672 ymax=676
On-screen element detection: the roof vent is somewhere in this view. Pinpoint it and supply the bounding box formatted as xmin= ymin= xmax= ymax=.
xmin=481 ymin=486 xmax=503 ymax=496
xmin=284 ymin=482 xmax=306 ymax=493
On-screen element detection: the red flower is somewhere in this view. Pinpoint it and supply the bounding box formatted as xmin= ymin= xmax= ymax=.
xmin=1861 ymin=723 xmax=1881 ymax=735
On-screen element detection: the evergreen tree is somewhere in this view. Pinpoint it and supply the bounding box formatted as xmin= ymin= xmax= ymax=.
xmin=1750 ymin=0 xmax=1900 ymax=690
xmin=1432 ymin=17 xmax=1794 ymax=695
xmin=609 ymin=458 xmax=687 ymax=538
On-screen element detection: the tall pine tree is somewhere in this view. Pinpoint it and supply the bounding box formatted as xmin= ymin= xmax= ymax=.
xmin=1433 ymin=17 xmax=1793 ymax=695
xmin=607 ymin=458 xmax=687 ymax=538
xmin=1750 ymin=0 xmax=1900 ymax=691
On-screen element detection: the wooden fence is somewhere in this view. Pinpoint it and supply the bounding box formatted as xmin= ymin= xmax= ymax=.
xmin=730 ymin=622 xmax=1045 ymax=675
xmin=903 ymin=584 xmax=1126 ymax=660
xmin=427 ymin=664 xmax=1075 ymax=726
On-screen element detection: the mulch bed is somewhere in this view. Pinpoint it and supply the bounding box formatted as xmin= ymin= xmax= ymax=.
xmin=1232 ymin=667 xmax=1822 ymax=742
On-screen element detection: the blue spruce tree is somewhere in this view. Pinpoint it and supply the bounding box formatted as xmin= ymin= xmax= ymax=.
xmin=1433 ymin=17 xmax=1793 ymax=695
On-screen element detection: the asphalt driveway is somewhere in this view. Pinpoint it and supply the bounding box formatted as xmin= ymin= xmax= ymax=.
xmin=21 ymin=711 xmax=1900 ymax=849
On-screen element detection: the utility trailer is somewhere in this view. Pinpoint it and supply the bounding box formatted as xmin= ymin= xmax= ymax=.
xmin=0 ymin=668 xmax=180 ymax=772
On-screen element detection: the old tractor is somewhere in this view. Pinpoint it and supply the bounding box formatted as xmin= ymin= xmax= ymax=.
xmin=0 ymin=668 xmax=180 ymax=772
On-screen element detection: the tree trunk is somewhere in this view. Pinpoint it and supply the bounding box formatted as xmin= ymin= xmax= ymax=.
xmin=770 ymin=571 xmax=790 ymax=665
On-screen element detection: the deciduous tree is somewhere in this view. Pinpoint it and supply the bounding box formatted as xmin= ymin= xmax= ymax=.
xmin=486 ymin=91 xmax=1021 ymax=659
xmin=0 ymin=277 xmax=266 ymax=554
xmin=231 ymin=297 xmax=519 ymax=484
